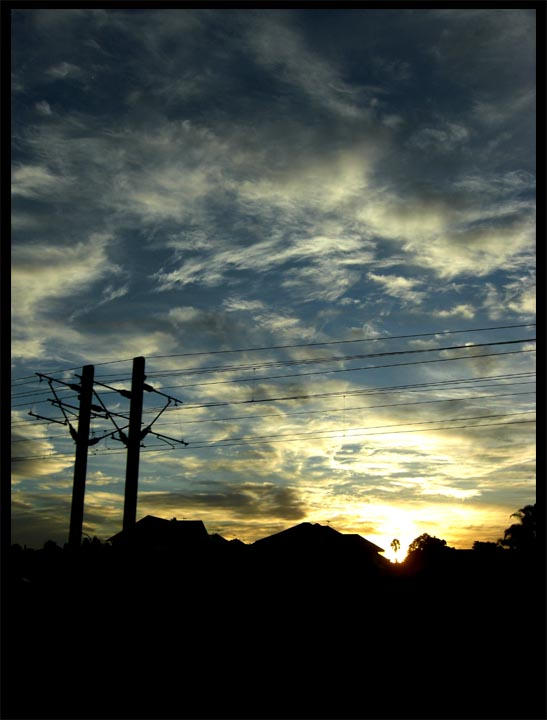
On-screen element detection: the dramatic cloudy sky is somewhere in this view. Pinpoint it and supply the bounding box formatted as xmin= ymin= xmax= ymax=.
xmin=11 ymin=8 xmax=536 ymax=556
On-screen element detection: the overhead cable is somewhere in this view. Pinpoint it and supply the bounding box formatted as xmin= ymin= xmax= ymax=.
xmin=140 ymin=350 xmax=537 ymax=413
xmin=11 ymin=389 xmax=536 ymax=441
xmin=10 ymin=322 xmax=536 ymax=383
xmin=11 ymin=416 xmax=536 ymax=461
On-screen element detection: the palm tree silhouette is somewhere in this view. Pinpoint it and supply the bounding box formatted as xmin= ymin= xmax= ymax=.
xmin=390 ymin=538 xmax=400 ymax=563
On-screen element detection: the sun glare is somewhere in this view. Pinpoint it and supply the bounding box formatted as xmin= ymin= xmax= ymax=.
xmin=373 ymin=510 xmax=420 ymax=563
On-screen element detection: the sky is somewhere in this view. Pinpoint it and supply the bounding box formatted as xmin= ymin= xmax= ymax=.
xmin=11 ymin=8 xmax=536 ymax=558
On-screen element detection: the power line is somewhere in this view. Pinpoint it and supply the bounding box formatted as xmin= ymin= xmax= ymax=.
xmin=10 ymin=323 xmax=536 ymax=383
xmin=11 ymin=371 xmax=535 ymax=427
xmin=11 ymin=389 xmax=536 ymax=441
xmin=11 ymin=339 xmax=536 ymax=400
xmin=188 ymin=419 xmax=536 ymax=450
xmin=152 ymin=389 xmax=536 ymax=428
xmin=11 ymin=416 xmax=536 ymax=461
xmin=13 ymin=412 xmax=535 ymax=459
xmin=11 ymin=386 xmax=74 ymax=400
xmin=11 ymin=354 xmax=537 ymax=416
xmin=156 ymin=342 xmax=536 ymax=389
xmin=92 ymin=336 xmax=536 ymax=381
xmin=146 ymin=324 xmax=536 ymax=360
xmin=138 ymin=350 xmax=536 ymax=413
xmin=187 ymin=410 xmax=536 ymax=446
xmin=11 ymin=396 xmax=76 ymax=409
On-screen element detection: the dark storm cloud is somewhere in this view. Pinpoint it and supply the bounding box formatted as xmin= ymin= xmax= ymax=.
xmin=11 ymin=488 xmax=124 ymax=547
xmin=11 ymin=502 xmax=71 ymax=548
xmin=140 ymin=481 xmax=306 ymax=521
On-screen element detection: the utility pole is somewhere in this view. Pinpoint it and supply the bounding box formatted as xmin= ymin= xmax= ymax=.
xmin=122 ymin=356 xmax=145 ymax=532
xmin=28 ymin=357 xmax=187 ymax=541
xmin=68 ymin=364 xmax=95 ymax=547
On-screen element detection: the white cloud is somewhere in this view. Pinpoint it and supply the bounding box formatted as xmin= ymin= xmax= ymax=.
xmin=223 ymin=297 xmax=266 ymax=313
xmin=254 ymin=312 xmax=317 ymax=342
xmin=437 ymin=304 xmax=475 ymax=319
xmin=367 ymin=272 xmax=426 ymax=304
xmin=247 ymin=14 xmax=372 ymax=120
xmin=356 ymin=188 xmax=535 ymax=279
xmin=472 ymin=88 xmax=535 ymax=127
xmin=409 ymin=122 xmax=470 ymax=152
xmin=454 ymin=170 xmax=535 ymax=196
xmin=281 ymin=260 xmax=362 ymax=303
xmin=11 ymin=164 xmax=68 ymax=198
xmin=11 ymin=412 xmax=74 ymax=481
xmin=382 ymin=114 xmax=404 ymax=129
xmin=100 ymin=283 xmax=129 ymax=304
xmin=87 ymin=471 xmax=120 ymax=487
xmin=11 ymin=234 xmax=123 ymax=361
xmin=45 ymin=61 xmax=82 ymax=79
xmin=167 ymin=307 xmax=203 ymax=325
xmin=35 ymin=100 xmax=52 ymax=115
xmin=156 ymin=230 xmax=373 ymax=297
xmin=483 ymin=277 xmax=536 ymax=320
xmin=12 ymin=233 xmax=118 ymax=323
xmin=69 ymin=283 xmax=129 ymax=321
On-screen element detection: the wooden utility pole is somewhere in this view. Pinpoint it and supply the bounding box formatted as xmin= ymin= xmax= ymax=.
xmin=68 ymin=364 xmax=95 ymax=547
xmin=122 ymin=356 xmax=146 ymax=531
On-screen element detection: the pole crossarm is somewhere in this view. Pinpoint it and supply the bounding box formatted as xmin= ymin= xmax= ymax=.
xmin=92 ymin=379 xmax=132 ymax=398
xmin=28 ymin=371 xmax=118 ymax=454
xmin=45 ymin=378 xmax=77 ymax=429
xmin=148 ymin=430 xmax=189 ymax=447
xmin=48 ymin=398 xmax=108 ymax=421
xmin=94 ymin=378 xmax=183 ymax=405
xmin=36 ymin=372 xmax=81 ymax=392
xmin=27 ymin=410 xmax=67 ymax=425
xmin=92 ymin=389 xmax=131 ymax=445
xmin=142 ymin=399 xmax=172 ymax=432
xmin=144 ymin=384 xmax=183 ymax=405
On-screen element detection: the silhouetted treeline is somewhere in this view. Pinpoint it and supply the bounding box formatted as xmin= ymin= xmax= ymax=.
xmin=2 ymin=507 xmax=544 ymax=720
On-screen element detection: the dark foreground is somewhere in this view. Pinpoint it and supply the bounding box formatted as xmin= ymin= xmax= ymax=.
xmin=3 ymin=545 xmax=545 ymax=719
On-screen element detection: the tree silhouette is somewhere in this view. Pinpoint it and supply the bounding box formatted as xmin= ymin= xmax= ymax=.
xmin=407 ymin=533 xmax=448 ymax=555
xmin=499 ymin=504 xmax=536 ymax=552
xmin=390 ymin=538 xmax=400 ymax=562
xmin=405 ymin=533 xmax=452 ymax=569
xmin=472 ymin=541 xmax=500 ymax=552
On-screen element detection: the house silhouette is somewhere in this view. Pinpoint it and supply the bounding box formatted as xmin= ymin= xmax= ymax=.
xmin=252 ymin=521 xmax=388 ymax=568
xmin=108 ymin=514 xmax=209 ymax=550
xmin=106 ymin=516 xmax=388 ymax=575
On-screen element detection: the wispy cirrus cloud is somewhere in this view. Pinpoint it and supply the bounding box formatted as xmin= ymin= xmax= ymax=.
xmin=45 ymin=61 xmax=83 ymax=79
xmin=11 ymin=233 xmax=122 ymax=360
xmin=408 ymin=121 xmax=470 ymax=152
xmin=12 ymin=164 xmax=70 ymax=198
xmin=245 ymin=11 xmax=375 ymax=120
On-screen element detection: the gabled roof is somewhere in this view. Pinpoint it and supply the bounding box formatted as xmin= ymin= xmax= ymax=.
xmin=342 ymin=533 xmax=385 ymax=554
xmin=108 ymin=515 xmax=208 ymax=545
xmin=253 ymin=522 xmax=385 ymax=554
xmin=209 ymin=533 xmax=230 ymax=545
